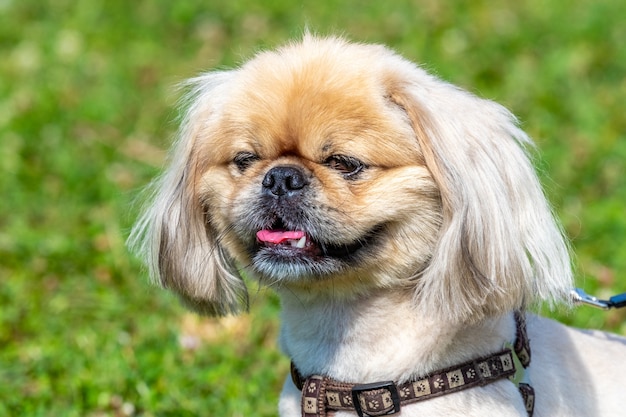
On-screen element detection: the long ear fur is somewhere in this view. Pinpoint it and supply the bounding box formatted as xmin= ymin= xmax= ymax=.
xmin=128 ymin=71 xmax=247 ymax=316
xmin=386 ymin=57 xmax=573 ymax=322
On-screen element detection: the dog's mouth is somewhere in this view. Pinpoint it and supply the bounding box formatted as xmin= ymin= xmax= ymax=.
xmin=250 ymin=222 xmax=383 ymax=280
xmin=256 ymin=229 xmax=317 ymax=252
xmin=255 ymin=227 xmax=380 ymax=258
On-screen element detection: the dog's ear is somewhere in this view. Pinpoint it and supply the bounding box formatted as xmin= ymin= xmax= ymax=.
xmin=387 ymin=62 xmax=573 ymax=322
xmin=128 ymin=71 xmax=248 ymax=317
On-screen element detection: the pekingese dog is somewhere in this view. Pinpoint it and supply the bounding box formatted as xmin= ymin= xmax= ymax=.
xmin=129 ymin=35 xmax=626 ymax=416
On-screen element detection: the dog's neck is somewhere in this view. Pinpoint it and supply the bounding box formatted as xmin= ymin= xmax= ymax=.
xmin=278 ymin=288 xmax=516 ymax=384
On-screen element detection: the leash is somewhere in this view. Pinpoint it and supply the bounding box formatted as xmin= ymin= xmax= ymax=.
xmin=571 ymin=288 xmax=626 ymax=310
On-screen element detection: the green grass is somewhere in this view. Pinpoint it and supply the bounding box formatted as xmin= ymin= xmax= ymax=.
xmin=1 ymin=0 xmax=626 ymax=415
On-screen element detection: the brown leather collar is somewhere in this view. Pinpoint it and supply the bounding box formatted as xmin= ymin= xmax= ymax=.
xmin=291 ymin=312 xmax=534 ymax=417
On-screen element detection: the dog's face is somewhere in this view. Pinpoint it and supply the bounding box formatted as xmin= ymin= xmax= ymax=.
xmin=196 ymin=56 xmax=441 ymax=293
xmin=130 ymin=36 xmax=572 ymax=321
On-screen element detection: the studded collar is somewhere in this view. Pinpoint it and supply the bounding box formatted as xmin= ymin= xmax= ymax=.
xmin=291 ymin=311 xmax=534 ymax=417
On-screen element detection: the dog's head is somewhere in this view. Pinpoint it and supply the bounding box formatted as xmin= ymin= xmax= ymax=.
xmin=129 ymin=35 xmax=572 ymax=322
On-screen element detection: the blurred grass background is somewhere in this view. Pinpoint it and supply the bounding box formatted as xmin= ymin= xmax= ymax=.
xmin=1 ymin=0 xmax=625 ymax=415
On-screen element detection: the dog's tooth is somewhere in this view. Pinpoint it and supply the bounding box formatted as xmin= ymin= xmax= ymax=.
xmin=296 ymin=236 xmax=307 ymax=249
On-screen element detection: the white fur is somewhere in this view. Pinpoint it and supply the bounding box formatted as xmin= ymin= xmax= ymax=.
xmin=277 ymin=292 xmax=626 ymax=416
xmin=129 ymin=35 xmax=626 ymax=416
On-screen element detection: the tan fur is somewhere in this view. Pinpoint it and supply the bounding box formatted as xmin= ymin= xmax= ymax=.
xmin=130 ymin=35 xmax=626 ymax=416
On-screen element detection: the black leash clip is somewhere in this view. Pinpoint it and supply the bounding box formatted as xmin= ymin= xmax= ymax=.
xmin=571 ymin=288 xmax=626 ymax=310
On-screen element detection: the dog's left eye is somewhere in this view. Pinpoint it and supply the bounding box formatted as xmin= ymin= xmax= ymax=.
xmin=233 ymin=152 xmax=260 ymax=172
xmin=324 ymin=155 xmax=365 ymax=178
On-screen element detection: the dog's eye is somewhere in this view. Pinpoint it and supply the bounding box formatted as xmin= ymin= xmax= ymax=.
xmin=324 ymin=155 xmax=365 ymax=178
xmin=233 ymin=152 xmax=260 ymax=172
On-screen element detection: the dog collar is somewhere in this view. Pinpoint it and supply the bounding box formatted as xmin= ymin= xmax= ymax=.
xmin=291 ymin=312 xmax=534 ymax=417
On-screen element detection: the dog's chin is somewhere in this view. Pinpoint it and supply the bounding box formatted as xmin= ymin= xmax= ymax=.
xmin=248 ymin=225 xmax=384 ymax=282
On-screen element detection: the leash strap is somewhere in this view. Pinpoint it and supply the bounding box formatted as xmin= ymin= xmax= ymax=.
xmin=518 ymin=383 xmax=535 ymax=416
xmin=513 ymin=311 xmax=535 ymax=416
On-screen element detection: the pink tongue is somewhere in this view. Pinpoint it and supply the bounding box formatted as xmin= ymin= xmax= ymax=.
xmin=256 ymin=229 xmax=305 ymax=244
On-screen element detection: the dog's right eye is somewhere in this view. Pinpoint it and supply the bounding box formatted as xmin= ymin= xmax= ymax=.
xmin=233 ymin=152 xmax=260 ymax=172
xmin=324 ymin=155 xmax=366 ymax=178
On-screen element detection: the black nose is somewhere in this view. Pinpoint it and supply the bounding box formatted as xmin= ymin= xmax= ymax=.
xmin=262 ymin=165 xmax=308 ymax=197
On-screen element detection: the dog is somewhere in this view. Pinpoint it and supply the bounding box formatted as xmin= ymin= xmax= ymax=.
xmin=129 ymin=35 xmax=626 ymax=416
